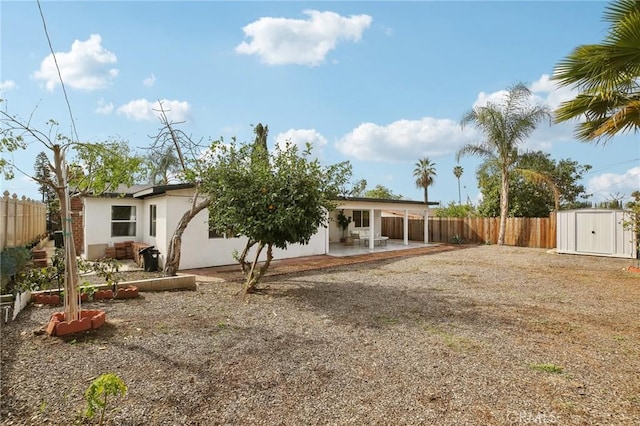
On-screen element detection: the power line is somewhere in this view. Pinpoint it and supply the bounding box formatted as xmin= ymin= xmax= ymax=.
xmin=585 ymin=157 xmax=640 ymax=175
xmin=36 ymin=0 xmax=79 ymax=144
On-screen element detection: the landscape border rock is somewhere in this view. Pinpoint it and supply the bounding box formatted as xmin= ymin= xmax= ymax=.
xmin=45 ymin=309 xmax=106 ymax=336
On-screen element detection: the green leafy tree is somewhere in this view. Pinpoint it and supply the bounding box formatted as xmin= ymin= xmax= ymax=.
xmin=202 ymin=140 xmax=348 ymax=294
xmin=348 ymin=179 xmax=368 ymax=197
xmin=34 ymin=151 xmax=60 ymax=233
xmin=143 ymin=145 xmax=181 ymax=185
xmin=252 ymin=122 xmax=269 ymax=158
xmin=476 ymin=151 xmax=591 ymax=217
xmin=625 ymin=191 xmax=640 ymax=265
xmin=364 ymin=184 xmax=403 ymax=200
xmin=413 ymin=157 xmax=437 ymax=203
xmin=1 ymin=108 xmax=142 ymax=322
xmin=553 ymin=0 xmax=640 ymax=142
xmin=434 ymin=201 xmax=477 ymax=218
xmin=34 ymin=152 xmax=55 ymax=202
xmin=453 ymin=165 xmax=464 ymax=204
xmin=457 ymin=83 xmax=550 ymax=244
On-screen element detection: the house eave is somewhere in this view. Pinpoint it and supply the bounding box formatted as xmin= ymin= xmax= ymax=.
xmin=132 ymin=183 xmax=195 ymax=199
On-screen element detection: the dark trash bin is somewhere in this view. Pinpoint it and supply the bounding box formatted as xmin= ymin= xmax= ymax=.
xmin=54 ymin=231 xmax=64 ymax=248
xmin=139 ymin=246 xmax=160 ymax=272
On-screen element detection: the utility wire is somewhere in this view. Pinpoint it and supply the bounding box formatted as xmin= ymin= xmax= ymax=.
xmin=36 ymin=0 xmax=79 ymax=144
xmin=584 ymin=157 xmax=640 ymax=175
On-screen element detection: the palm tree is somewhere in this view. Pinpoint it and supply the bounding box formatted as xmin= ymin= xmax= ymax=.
xmin=553 ymin=0 xmax=640 ymax=142
xmin=413 ymin=158 xmax=437 ymax=203
xmin=457 ymin=83 xmax=550 ymax=245
xmin=453 ymin=165 xmax=464 ymax=204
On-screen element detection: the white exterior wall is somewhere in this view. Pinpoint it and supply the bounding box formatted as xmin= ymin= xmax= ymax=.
xmin=84 ymin=189 xmax=328 ymax=269
xmin=83 ymin=197 xmax=145 ymax=258
xmin=331 ymin=207 xmax=387 ymax=242
xmin=84 ymin=191 xmax=430 ymax=269
xmin=142 ymin=195 xmax=170 ymax=268
xmin=557 ymin=209 xmax=636 ymax=259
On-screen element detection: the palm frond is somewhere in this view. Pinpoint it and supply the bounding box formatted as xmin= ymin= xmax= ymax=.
xmin=516 ymin=167 xmax=561 ymax=211
xmin=603 ymin=0 xmax=640 ymax=25
xmin=456 ymin=144 xmax=495 ymax=162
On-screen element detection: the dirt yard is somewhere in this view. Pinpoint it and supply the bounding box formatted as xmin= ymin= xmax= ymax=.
xmin=1 ymin=245 xmax=639 ymax=425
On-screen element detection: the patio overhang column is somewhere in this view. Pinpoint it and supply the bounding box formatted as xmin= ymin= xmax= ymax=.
xmin=424 ymin=208 xmax=429 ymax=244
xmin=325 ymin=213 xmax=330 ymax=254
xmin=403 ymin=209 xmax=409 ymax=246
xmin=369 ymin=208 xmax=375 ymax=249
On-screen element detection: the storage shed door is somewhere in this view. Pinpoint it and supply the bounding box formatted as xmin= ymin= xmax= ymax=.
xmin=575 ymin=211 xmax=613 ymax=255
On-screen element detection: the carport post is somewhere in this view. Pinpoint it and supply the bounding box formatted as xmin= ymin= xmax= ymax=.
xmin=369 ymin=208 xmax=375 ymax=249
xmin=403 ymin=209 xmax=409 ymax=246
xmin=424 ymin=209 xmax=429 ymax=244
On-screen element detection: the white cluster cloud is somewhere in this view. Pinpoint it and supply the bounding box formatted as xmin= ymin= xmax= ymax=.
xmin=0 ymin=80 xmax=16 ymax=90
xmin=236 ymin=10 xmax=372 ymax=66
xmin=587 ymin=167 xmax=640 ymax=201
xmin=530 ymin=74 xmax=577 ymax=110
xmin=143 ymin=73 xmax=156 ymax=87
xmin=275 ymin=128 xmax=328 ymax=154
xmin=95 ymin=98 xmax=114 ymax=115
xmin=473 ymin=76 xmax=574 ymax=112
xmin=116 ymin=99 xmax=191 ymax=122
xmin=33 ymin=34 xmax=118 ymax=91
xmin=333 ymin=75 xmax=579 ymax=164
xmin=335 ymin=117 xmax=476 ymax=162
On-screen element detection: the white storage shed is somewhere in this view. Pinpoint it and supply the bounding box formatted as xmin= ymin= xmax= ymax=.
xmin=556 ymin=209 xmax=637 ymax=259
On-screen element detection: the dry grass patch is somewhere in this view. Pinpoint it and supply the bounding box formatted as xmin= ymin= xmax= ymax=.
xmin=1 ymin=245 xmax=639 ymax=425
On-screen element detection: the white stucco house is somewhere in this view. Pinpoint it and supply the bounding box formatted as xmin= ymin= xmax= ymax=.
xmin=80 ymin=184 xmax=435 ymax=270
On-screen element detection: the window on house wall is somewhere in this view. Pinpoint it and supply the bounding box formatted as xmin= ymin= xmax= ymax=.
xmin=111 ymin=206 xmax=136 ymax=237
xmin=149 ymin=205 xmax=157 ymax=237
xmin=352 ymin=210 xmax=370 ymax=228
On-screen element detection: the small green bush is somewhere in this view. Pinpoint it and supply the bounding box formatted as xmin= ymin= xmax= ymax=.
xmin=84 ymin=373 xmax=127 ymax=426
xmin=0 ymin=247 xmax=31 ymax=277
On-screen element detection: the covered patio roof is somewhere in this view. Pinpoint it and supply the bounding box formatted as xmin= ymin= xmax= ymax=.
xmin=330 ymin=196 xmax=438 ymax=251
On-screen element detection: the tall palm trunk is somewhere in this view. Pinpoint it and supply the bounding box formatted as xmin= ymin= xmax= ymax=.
xmin=424 ymin=187 xmax=428 ymax=204
xmin=498 ymin=169 xmax=509 ymax=246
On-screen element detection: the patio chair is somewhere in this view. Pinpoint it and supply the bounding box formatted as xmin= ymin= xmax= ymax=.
xmin=350 ymin=232 xmax=361 ymax=246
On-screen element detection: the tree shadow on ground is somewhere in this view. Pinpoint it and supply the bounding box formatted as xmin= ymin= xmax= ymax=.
xmin=266 ymin=272 xmax=483 ymax=331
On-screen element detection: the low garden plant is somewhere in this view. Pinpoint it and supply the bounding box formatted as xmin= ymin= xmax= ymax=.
xmin=84 ymin=373 xmax=127 ymax=426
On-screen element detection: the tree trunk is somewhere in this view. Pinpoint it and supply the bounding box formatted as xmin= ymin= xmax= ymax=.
xmin=53 ymin=145 xmax=80 ymax=321
xmin=424 ymin=187 xmax=428 ymax=204
xmin=241 ymin=242 xmax=274 ymax=295
xmin=498 ymin=170 xmax=509 ymax=246
xmin=457 ymin=178 xmax=461 ymax=205
xmin=164 ymin=196 xmax=211 ymax=276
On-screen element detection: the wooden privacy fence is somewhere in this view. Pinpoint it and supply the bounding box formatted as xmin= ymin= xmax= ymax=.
xmin=382 ymin=213 xmax=557 ymax=249
xmin=0 ymin=191 xmax=47 ymax=250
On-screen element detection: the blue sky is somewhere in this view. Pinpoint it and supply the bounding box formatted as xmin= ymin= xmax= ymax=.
xmin=1 ymin=1 xmax=638 ymax=206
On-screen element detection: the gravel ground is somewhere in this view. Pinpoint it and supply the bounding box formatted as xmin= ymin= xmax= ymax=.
xmin=1 ymin=245 xmax=639 ymax=425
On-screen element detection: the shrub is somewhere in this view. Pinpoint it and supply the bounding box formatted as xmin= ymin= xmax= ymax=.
xmin=84 ymin=373 xmax=127 ymax=426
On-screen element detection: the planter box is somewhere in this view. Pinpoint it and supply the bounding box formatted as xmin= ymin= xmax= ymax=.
xmin=46 ymin=309 xmax=106 ymax=337
xmin=115 ymin=286 xmax=139 ymax=299
xmin=33 ymin=294 xmax=61 ymax=305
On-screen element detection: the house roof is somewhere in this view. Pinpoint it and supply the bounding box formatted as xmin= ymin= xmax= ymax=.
xmin=89 ymin=183 xmax=195 ymax=199
xmin=131 ymin=183 xmax=195 ymax=199
xmin=89 ymin=185 xmax=437 ymax=208
xmin=336 ymin=196 xmax=438 ymax=206
xmin=335 ymin=196 xmax=436 ymax=212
